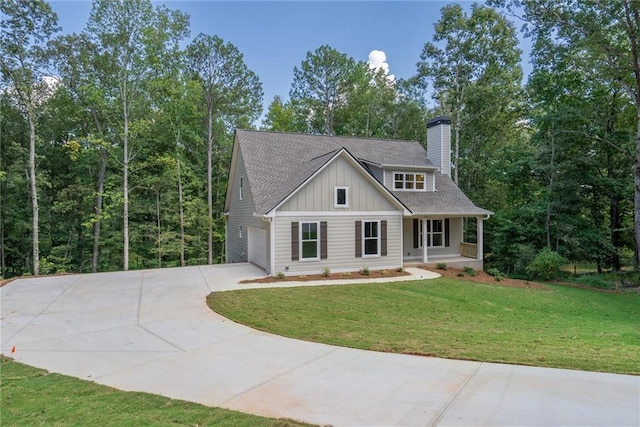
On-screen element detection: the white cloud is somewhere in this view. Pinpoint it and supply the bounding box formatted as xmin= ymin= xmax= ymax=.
xmin=368 ymin=50 xmax=395 ymax=82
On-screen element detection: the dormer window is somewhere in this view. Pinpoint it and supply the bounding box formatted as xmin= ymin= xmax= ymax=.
xmin=394 ymin=172 xmax=425 ymax=191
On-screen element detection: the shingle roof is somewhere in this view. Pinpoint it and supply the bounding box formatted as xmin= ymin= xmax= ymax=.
xmin=234 ymin=129 xmax=491 ymax=216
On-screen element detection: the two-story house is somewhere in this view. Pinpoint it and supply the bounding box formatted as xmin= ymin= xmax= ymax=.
xmin=224 ymin=117 xmax=492 ymax=276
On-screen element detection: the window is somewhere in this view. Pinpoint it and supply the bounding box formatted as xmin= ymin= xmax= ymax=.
xmin=426 ymin=219 xmax=444 ymax=247
xmin=334 ymin=186 xmax=349 ymax=208
xmin=363 ymin=220 xmax=380 ymax=256
xmin=393 ymin=172 xmax=425 ymax=190
xmin=239 ymin=224 xmax=243 ymax=238
xmin=300 ymin=222 xmax=319 ymax=260
xmin=239 ymin=177 xmax=244 ymax=200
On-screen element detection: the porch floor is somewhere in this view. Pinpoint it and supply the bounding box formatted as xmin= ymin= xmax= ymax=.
xmin=404 ymin=256 xmax=483 ymax=271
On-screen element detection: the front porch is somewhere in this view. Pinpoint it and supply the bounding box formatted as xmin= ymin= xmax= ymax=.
xmin=402 ymin=217 xmax=484 ymax=270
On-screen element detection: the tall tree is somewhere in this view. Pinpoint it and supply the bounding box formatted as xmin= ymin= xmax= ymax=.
xmin=290 ymin=45 xmax=357 ymax=135
xmin=186 ymin=34 xmax=262 ymax=265
xmin=0 ymin=0 xmax=60 ymax=275
xmin=85 ymin=0 xmax=189 ymax=271
xmin=416 ymin=4 xmax=522 ymax=186
xmin=496 ymin=0 xmax=640 ymax=267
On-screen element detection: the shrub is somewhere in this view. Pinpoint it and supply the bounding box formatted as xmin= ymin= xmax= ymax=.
xmin=456 ymin=272 xmax=465 ymax=277
xmin=275 ymin=272 xmax=285 ymax=279
xmin=360 ymin=267 xmax=370 ymax=276
xmin=342 ymin=272 xmax=352 ymax=277
xmin=381 ymin=270 xmax=388 ymax=276
xmin=322 ymin=267 xmax=331 ymax=277
xmin=436 ymin=263 xmax=447 ymax=270
xmin=463 ymin=266 xmax=476 ymax=276
xmin=526 ymin=247 xmax=568 ymax=280
xmin=486 ymin=267 xmax=504 ymax=281
xmin=573 ymin=275 xmax=615 ymax=290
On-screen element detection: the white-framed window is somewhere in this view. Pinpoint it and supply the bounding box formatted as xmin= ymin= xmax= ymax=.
xmin=426 ymin=219 xmax=444 ymax=247
xmin=300 ymin=222 xmax=320 ymax=260
xmin=363 ymin=220 xmax=380 ymax=257
xmin=394 ymin=172 xmax=425 ymax=190
xmin=239 ymin=224 xmax=243 ymax=238
xmin=239 ymin=177 xmax=244 ymax=200
xmin=334 ymin=186 xmax=349 ymax=208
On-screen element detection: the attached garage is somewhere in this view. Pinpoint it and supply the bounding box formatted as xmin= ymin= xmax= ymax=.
xmin=248 ymin=227 xmax=268 ymax=271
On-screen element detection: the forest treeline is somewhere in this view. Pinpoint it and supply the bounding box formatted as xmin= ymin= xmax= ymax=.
xmin=1 ymin=0 xmax=638 ymax=278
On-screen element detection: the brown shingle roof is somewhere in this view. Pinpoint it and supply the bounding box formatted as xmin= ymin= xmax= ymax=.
xmin=235 ymin=129 xmax=490 ymax=216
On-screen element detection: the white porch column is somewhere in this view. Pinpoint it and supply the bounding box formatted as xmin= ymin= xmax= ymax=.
xmin=477 ymin=217 xmax=484 ymax=260
xmin=422 ymin=218 xmax=428 ymax=263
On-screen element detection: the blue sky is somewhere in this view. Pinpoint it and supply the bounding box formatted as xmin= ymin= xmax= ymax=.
xmin=48 ymin=1 xmax=531 ymax=118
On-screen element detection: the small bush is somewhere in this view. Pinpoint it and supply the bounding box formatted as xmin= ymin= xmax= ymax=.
xmin=275 ymin=272 xmax=285 ymax=279
xmin=436 ymin=263 xmax=447 ymax=270
xmin=381 ymin=270 xmax=388 ymax=276
xmin=526 ymin=247 xmax=568 ymax=280
xmin=456 ymin=272 xmax=465 ymax=277
xmin=573 ymin=275 xmax=615 ymax=290
xmin=486 ymin=267 xmax=504 ymax=282
xmin=463 ymin=266 xmax=476 ymax=276
xmin=322 ymin=267 xmax=331 ymax=277
xmin=360 ymin=267 xmax=370 ymax=276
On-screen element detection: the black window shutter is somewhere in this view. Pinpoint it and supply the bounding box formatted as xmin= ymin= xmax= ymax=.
xmin=413 ymin=219 xmax=419 ymax=248
xmin=381 ymin=220 xmax=387 ymax=256
xmin=355 ymin=220 xmax=362 ymax=257
xmin=320 ymin=221 xmax=328 ymax=259
xmin=291 ymin=222 xmax=299 ymax=261
xmin=445 ymin=219 xmax=450 ymax=247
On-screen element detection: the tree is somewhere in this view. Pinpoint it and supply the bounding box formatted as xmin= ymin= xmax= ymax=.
xmin=0 ymin=0 xmax=60 ymax=275
xmin=262 ymin=95 xmax=305 ymax=132
xmin=416 ymin=4 xmax=522 ymax=186
xmin=290 ymin=45 xmax=357 ymax=135
xmin=85 ymin=0 xmax=189 ymax=271
xmin=186 ymin=34 xmax=262 ymax=265
xmin=495 ymin=0 xmax=640 ymax=267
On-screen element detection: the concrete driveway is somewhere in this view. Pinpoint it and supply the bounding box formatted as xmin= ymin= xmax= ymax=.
xmin=1 ymin=264 xmax=638 ymax=426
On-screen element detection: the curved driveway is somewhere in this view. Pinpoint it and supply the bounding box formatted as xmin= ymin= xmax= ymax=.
xmin=1 ymin=264 xmax=638 ymax=426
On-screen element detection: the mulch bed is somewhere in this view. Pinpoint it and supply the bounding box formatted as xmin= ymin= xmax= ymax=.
xmin=239 ymin=269 xmax=410 ymax=284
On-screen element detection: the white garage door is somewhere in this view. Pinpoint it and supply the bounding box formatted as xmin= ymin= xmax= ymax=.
xmin=248 ymin=227 xmax=268 ymax=271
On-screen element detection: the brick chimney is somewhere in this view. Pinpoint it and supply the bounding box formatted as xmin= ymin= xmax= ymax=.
xmin=426 ymin=116 xmax=451 ymax=177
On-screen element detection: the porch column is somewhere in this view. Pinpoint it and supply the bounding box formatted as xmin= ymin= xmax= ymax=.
xmin=477 ymin=217 xmax=484 ymax=260
xmin=422 ymin=218 xmax=428 ymax=263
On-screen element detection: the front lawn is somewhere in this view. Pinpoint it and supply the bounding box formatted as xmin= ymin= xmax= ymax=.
xmin=208 ymin=278 xmax=640 ymax=375
xmin=0 ymin=356 xmax=310 ymax=427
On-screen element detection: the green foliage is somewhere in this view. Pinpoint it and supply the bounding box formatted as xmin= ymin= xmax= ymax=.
xmin=436 ymin=263 xmax=447 ymax=270
xmin=463 ymin=266 xmax=476 ymax=276
xmin=572 ymin=275 xmax=615 ymax=290
xmin=526 ymin=247 xmax=568 ymax=281
xmin=360 ymin=267 xmax=370 ymax=276
xmin=322 ymin=267 xmax=331 ymax=277
xmin=275 ymin=272 xmax=285 ymax=279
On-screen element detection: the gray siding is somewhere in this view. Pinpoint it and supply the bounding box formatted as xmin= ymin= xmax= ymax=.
xmin=402 ymin=217 xmax=463 ymax=258
xmin=427 ymin=123 xmax=451 ymax=177
xmin=226 ymin=146 xmax=270 ymax=270
xmin=273 ymin=213 xmax=403 ymax=276
xmin=279 ymin=156 xmax=397 ymax=212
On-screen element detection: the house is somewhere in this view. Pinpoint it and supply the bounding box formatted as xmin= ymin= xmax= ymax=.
xmin=224 ymin=117 xmax=492 ymax=276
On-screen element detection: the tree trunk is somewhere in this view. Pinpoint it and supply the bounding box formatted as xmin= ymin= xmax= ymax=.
xmin=207 ymin=97 xmax=214 ymax=265
xmin=177 ymin=153 xmax=185 ymax=267
xmin=156 ymin=189 xmax=161 ymax=268
xmin=92 ymin=146 xmax=108 ymax=273
xmin=28 ymin=109 xmax=39 ymax=275
xmin=635 ymin=107 xmax=640 ymax=270
xmin=123 ymin=92 xmax=130 ymax=271
xmin=546 ymin=121 xmax=556 ymax=249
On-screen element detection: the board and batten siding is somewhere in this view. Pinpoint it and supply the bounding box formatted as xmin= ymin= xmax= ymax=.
xmin=279 ymin=156 xmax=397 ymax=212
xmin=382 ymin=169 xmax=435 ymax=192
xmin=273 ymin=213 xmax=403 ymax=276
xmin=226 ymin=146 xmax=270 ymax=270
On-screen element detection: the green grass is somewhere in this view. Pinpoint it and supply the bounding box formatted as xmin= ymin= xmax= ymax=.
xmin=208 ymin=279 xmax=640 ymax=375
xmin=0 ymin=356 xmax=311 ymax=427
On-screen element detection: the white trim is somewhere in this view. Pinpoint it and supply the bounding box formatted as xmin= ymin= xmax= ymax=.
xmin=381 ymin=163 xmax=438 ymax=171
xmin=239 ymin=176 xmax=244 ymax=200
xmin=274 ymin=210 xmax=403 ymax=218
xmin=334 ymin=186 xmax=349 ymax=208
xmin=392 ymin=171 xmax=427 ymax=192
xmin=362 ymin=220 xmax=381 ymax=258
xmin=425 ymin=218 xmax=445 ymax=248
xmin=268 ymin=217 xmax=275 ymax=275
xmin=239 ymin=224 xmax=243 ymax=238
xmin=299 ymin=221 xmax=320 ymax=261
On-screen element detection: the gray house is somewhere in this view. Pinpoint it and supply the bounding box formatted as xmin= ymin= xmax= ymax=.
xmin=224 ymin=117 xmax=492 ymax=276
